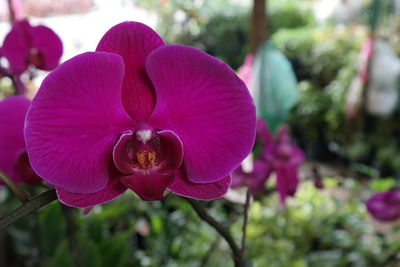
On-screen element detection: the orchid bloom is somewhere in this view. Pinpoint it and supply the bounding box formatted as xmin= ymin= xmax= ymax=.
xmin=2 ymin=19 xmax=63 ymax=75
xmin=25 ymin=22 xmax=256 ymax=208
xmin=0 ymin=96 xmax=41 ymax=185
xmin=232 ymin=120 xmax=304 ymax=205
xmin=231 ymin=119 xmax=273 ymax=195
xmin=264 ymin=125 xmax=304 ymax=205
xmin=366 ymin=189 xmax=400 ymax=221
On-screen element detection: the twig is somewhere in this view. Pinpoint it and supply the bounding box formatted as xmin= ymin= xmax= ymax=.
xmin=61 ymin=205 xmax=82 ymax=267
xmin=0 ymin=170 xmax=29 ymax=203
xmin=240 ymin=189 xmax=251 ymax=258
xmin=0 ymin=189 xmax=57 ymax=230
xmin=185 ymin=198 xmax=244 ymax=267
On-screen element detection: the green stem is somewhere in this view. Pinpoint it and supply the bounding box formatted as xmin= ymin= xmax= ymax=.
xmin=185 ymin=198 xmax=244 ymax=267
xmin=240 ymin=189 xmax=251 ymax=258
xmin=0 ymin=169 xmax=29 ymax=203
xmin=0 ymin=189 xmax=57 ymax=230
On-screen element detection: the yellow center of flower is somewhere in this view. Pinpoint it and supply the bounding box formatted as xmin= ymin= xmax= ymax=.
xmin=136 ymin=151 xmax=157 ymax=169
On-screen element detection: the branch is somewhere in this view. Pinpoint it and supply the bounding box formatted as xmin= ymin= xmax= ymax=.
xmin=0 ymin=169 xmax=29 ymax=203
xmin=185 ymin=198 xmax=244 ymax=267
xmin=240 ymin=189 xmax=251 ymax=258
xmin=0 ymin=189 xmax=57 ymax=230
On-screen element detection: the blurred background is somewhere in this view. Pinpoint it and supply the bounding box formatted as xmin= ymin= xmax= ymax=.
xmin=1 ymin=0 xmax=400 ymax=266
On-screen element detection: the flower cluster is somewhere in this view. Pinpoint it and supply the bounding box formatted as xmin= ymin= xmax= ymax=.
xmin=232 ymin=119 xmax=304 ymax=206
xmin=24 ymin=22 xmax=256 ymax=208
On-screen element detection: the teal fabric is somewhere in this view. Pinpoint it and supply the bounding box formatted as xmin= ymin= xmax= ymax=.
xmin=253 ymin=42 xmax=299 ymax=132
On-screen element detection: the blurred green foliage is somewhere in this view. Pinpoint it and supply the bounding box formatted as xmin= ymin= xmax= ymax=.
xmin=134 ymin=0 xmax=314 ymax=69
xmin=1 ymin=178 xmax=398 ymax=266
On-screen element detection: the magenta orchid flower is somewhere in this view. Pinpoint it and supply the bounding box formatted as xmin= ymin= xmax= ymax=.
xmin=232 ymin=120 xmax=304 ymax=205
xmin=25 ymin=22 xmax=256 ymax=208
xmin=0 ymin=96 xmax=41 ymax=185
xmin=231 ymin=119 xmax=273 ymax=195
xmin=264 ymin=125 xmax=304 ymax=205
xmin=2 ymin=19 xmax=63 ymax=75
xmin=366 ymin=189 xmax=400 ymax=221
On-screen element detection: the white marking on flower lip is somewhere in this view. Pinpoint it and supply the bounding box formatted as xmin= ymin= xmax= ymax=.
xmin=136 ymin=130 xmax=152 ymax=144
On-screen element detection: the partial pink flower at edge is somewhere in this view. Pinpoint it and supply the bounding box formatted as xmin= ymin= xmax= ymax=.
xmin=25 ymin=22 xmax=256 ymax=208
xmin=0 ymin=96 xmax=41 ymax=185
xmin=366 ymin=189 xmax=400 ymax=221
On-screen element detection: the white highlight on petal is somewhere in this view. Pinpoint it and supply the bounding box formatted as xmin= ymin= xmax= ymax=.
xmin=136 ymin=130 xmax=152 ymax=144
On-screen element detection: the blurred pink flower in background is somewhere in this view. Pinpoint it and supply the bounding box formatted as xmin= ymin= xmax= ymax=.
xmin=232 ymin=120 xmax=304 ymax=206
xmin=0 ymin=96 xmax=41 ymax=185
xmin=25 ymin=22 xmax=256 ymax=208
xmin=2 ymin=19 xmax=63 ymax=75
xmin=366 ymin=189 xmax=400 ymax=221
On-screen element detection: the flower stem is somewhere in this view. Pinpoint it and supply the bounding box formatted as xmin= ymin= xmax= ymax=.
xmin=240 ymin=189 xmax=251 ymax=258
xmin=0 ymin=189 xmax=57 ymax=230
xmin=0 ymin=169 xmax=29 ymax=203
xmin=185 ymin=198 xmax=244 ymax=267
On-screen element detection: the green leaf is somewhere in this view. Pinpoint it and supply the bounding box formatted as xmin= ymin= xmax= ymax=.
xmin=45 ymin=241 xmax=74 ymax=267
xmin=38 ymin=202 xmax=66 ymax=255
xmin=100 ymin=233 xmax=131 ymax=267
xmin=370 ymin=178 xmax=396 ymax=192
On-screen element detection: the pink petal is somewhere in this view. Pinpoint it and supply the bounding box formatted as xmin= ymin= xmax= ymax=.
xmin=256 ymin=118 xmax=273 ymax=146
xmin=276 ymin=163 xmax=300 ymax=205
xmin=237 ymin=54 xmax=254 ymax=87
xmin=384 ymin=189 xmax=400 ymax=205
xmin=2 ymin=20 xmax=31 ymax=74
xmin=366 ymin=192 xmax=400 ymax=221
xmin=56 ymin=177 xmax=127 ymax=208
xmin=0 ymin=96 xmax=30 ymax=184
xmin=158 ymin=130 xmax=184 ymax=170
xmin=30 ymin=25 xmax=63 ymax=71
xmin=25 ymin=52 xmax=134 ymax=194
xmin=121 ymin=171 xmax=174 ymax=201
xmin=168 ymin=168 xmax=231 ymax=200
xmin=112 ymin=131 xmax=135 ymax=174
xmin=147 ymin=45 xmax=256 ymax=183
xmin=96 ymin=22 xmax=165 ymax=121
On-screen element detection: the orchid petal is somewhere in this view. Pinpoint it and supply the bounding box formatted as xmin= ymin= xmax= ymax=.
xmin=147 ymin=45 xmax=256 ymax=183
xmin=2 ymin=20 xmax=31 ymax=74
xmin=25 ymin=52 xmax=133 ymax=194
xmin=276 ymin=163 xmax=299 ymax=205
xmin=168 ymin=169 xmax=231 ymax=200
xmin=366 ymin=191 xmax=400 ymax=221
xmin=121 ymin=172 xmax=174 ymax=201
xmin=56 ymin=177 xmax=127 ymax=208
xmin=158 ymin=130 xmax=184 ymax=170
xmin=96 ymin=22 xmax=165 ymax=121
xmin=256 ymin=118 xmax=273 ymax=146
xmin=0 ymin=96 xmax=30 ymax=183
xmin=30 ymin=25 xmax=63 ymax=70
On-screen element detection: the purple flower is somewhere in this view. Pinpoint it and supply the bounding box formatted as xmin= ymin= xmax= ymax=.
xmin=2 ymin=19 xmax=63 ymax=75
xmin=366 ymin=189 xmax=400 ymax=221
xmin=232 ymin=120 xmax=304 ymax=205
xmin=231 ymin=119 xmax=273 ymax=195
xmin=24 ymin=22 xmax=256 ymax=208
xmin=0 ymin=96 xmax=41 ymax=185
xmin=266 ymin=126 xmax=304 ymax=205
